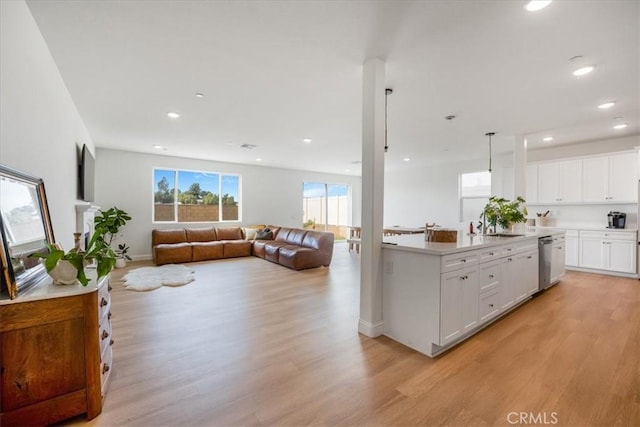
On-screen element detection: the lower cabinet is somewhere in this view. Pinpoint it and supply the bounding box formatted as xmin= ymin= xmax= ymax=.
xmin=565 ymin=230 xmax=579 ymax=267
xmin=550 ymin=241 xmax=566 ymax=283
xmin=578 ymin=231 xmax=637 ymax=273
xmin=440 ymin=267 xmax=478 ymax=346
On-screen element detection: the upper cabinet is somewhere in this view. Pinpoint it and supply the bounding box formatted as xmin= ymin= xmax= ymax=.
xmin=582 ymin=152 xmax=638 ymax=203
xmin=530 ymin=151 xmax=638 ymax=205
xmin=537 ymin=160 xmax=582 ymax=204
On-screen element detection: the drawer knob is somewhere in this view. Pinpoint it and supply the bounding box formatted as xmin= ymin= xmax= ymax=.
xmin=489 ymin=274 xmax=494 ymax=279
xmin=108 ymin=311 xmax=112 ymax=320
xmin=108 ymin=285 xmax=113 ymax=291
xmin=489 ymin=252 xmax=494 ymax=256
xmin=102 ymin=363 xmax=110 ymax=374
xmin=100 ymin=297 xmax=108 ymax=307
xmin=489 ymin=304 xmax=494 ymax=308
xmin=110 ymin=339 xmax=115 ymax=346
xmin=527 ymin=256 xmax=532 ymax=259
xmin=101 ymin=330 xmax=110 ymax=340
xmin=508 ymin=258 xmax=513 ymax=262
xmin=461 ymin=259 xmax=466 ymax=263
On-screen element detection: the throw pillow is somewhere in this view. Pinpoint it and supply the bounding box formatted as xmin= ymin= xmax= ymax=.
xmin=255 ymin=228 xmax=273 ymax=240
xmin=243 ymin=227 xmax=257 ymax=240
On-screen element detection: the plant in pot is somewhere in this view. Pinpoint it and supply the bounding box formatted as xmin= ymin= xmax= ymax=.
xmin=94 ymin=206 xmax=132 ymax=247
xmin=481 ymin=196 xmax=528 ymax=233
xmin=115 ymin=243 xmax=132 ymax=268
xmin=31 ymin=229 xmax=116 ymax=285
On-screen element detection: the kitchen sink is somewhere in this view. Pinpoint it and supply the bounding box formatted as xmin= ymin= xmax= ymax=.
xmin=485 ymin=233 xmax=525 ymax=237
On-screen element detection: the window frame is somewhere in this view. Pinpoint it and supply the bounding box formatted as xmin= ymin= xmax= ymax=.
xmin=459 ymin=171 xmax=491 ymax=223
xmin=152 ymin=167 xmax=242 ymax=224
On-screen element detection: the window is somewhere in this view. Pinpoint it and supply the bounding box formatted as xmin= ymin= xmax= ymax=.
xmin=303 ymin=182 xmax=350 ymax=240
xmin=153 ymin=168 xmax=241 ymax=223
xmin=459 ymin=171 xmax=491 ymax=223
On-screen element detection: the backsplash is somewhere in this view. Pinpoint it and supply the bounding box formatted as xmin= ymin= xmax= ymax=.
xmin=527 ymin=204 xmax=637 ymax=229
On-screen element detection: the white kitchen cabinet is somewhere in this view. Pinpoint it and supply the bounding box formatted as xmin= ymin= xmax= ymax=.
xmin=500 ymin=256 xmax=518 ymax=311
xmin=537 ymin=160 xmax=582 ymax=203
xmin=550 ymin=240 xmax=566 ymax=284
xmin=565 ymin=230 xmax=579 ymax=267
xmin=526 ymin=164 xmax=538 ymax=204
xmin=524 ymin=249 xmax=539 ymax=296
xmin=582 ymin=152 xmax=638 ymax=203
xmin=578 ymin=231 xmax=637 ymax=273
xmin=440 ymin=267 xmax=478 ymax=346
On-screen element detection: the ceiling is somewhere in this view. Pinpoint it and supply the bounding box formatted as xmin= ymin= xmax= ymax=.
xmin=26 ymin=0 xmax=639 ymax=175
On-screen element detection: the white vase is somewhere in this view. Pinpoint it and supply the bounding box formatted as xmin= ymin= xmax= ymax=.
xmin=48 ymin=260 xmax=79 ymax=285
xmin=115 ymin=258 xmax=127 ymax=269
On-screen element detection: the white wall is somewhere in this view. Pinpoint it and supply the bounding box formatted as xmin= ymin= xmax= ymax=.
xmin=528 ymin=135 xmax=639 ymax=162
xmin=0 ymin=1 xmax=95 ymax=251
xmin=384 ymin=154 xmax=514 ymax=228
xmin=95 ymin=148 xmax=361 ymax=259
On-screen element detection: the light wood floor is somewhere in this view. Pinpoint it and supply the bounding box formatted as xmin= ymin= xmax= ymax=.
xmin=70 ymin=243 xmax=638 ymax=426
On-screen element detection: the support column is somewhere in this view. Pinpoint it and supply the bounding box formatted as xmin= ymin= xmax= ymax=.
xmin=513 ymin=134 xmax=527 ymax=198
xmin=359 ymin=58 xmax=386 ymax=337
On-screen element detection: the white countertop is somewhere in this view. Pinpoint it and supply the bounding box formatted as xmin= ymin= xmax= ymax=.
xmin=382 ymin=230 xmax=564 ymax=256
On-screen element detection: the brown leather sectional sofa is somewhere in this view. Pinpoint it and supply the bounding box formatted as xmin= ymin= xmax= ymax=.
xmin=152 ymin=226 xmax=334 ymax=270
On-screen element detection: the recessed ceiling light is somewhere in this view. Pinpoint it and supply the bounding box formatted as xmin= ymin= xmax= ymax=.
xmin=152 ymin=144 xmax=166 ymax=150
xmin=613 ymin=123 xmax=628 ymax=130
xmin=572 ymin=65 xmax=595 ymax=77
xmin=524 ymin=1 xmax=552 ymax=12
xmin=598 ymin=101 xmax=616 ymax=109
xmin=240 ymin=144 xmax=257 ymax=149
xmin=403 ymin=158 xmax=411 ymax=162
xmin=195 ymin=93 xmax=204 ymax=98
xmin=345 ymin=169 xmax=352 ymax=173
xmin=167 ymin=112 xmax=180 ymax=119
xmin=303 ymin=138 xmax=312 ymax=143
xmin=256 ymin=158 xmax=263 ymax=162
xmin=351 ymin=160 xmax=362 ymax=165
xmin=543 ymin=136 xmax=554 ymax=142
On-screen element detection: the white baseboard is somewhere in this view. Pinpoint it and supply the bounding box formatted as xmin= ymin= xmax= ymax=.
xmin=131 ymin=254 xmax=153 ymax=262
xmin=358 ymin=319 xmax=384 ymax=337
xmin=566 ymin=266 xmax=638 ymax=279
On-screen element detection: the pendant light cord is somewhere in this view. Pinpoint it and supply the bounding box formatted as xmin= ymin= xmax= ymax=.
xmin=486 ymin=132 xmax=495 ymax=173
xmin=385 ymin=88 xmax=393 ymax=153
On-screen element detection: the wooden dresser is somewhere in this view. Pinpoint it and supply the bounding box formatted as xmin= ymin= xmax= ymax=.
xmin=0 ymin=274 xmax=112 ymax=426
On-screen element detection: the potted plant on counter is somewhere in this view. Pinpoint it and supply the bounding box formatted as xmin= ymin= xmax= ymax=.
xmin=94 ymin=206 xmax=132 ymax=247
xmin=481 ymin=196 xmax=528 ymax=233
xmin=31 ymin=229 xmax=116 ymax=285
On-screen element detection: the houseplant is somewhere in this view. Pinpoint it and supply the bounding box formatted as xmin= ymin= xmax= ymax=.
xmin=31 ymin=228 xmax=116 ymax=285
xmin=481 ymin=196 xmax=528 ymax=232
xmin=115 ymin=243 xmax=132 ymax=268
xmin=94 ymin=206 xmax=132 ymax=246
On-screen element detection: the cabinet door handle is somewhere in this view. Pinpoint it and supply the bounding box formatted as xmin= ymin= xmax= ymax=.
xmin=489 ymin=304 xmax=494 ymax=308
xmin=508 ymin=258 xmax=513 ymax=262
xmin=506 ymin=248 xmax=512 ymax=252
xmin=101 ymin=330 xmax=110 ymax=340
xmin=102 ymin=364 xmax=110 ymax=374
xmin=110 ymin=339 xmax=115 ymax=346
xmin=527 ymin=256 xmax=532 ymax=259
xmin=100 ymin=297 xmax=108 ymax=307
xmin=489 ymin=274 xmax=494 ymax=279
xmin=461 ymin=259 xmax=466 ymax=263
xmin=108 ymin=311 xmax=112 ymax=320
xmin=489 ymin=252 xmax=494 ymax=256
xmin=108 ymin=285 xmax=113 ymax=291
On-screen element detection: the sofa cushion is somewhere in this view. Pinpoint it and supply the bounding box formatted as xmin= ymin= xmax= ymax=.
xmin=286 ymin=228 xmax=308 ymax=245
xmin=192 ymin=241 xmax=224 ymax=261
xmin=152 ymin=229 xmax=187 ymax=245
xmin=275 ymin=227 xmax=292 ymax=242
xmin=278 ymin=245 xmax=323 ymax=270
xmin=223 ymin=240 xmax=252 ymax=258
xmin=252 ymin=240 xmax=267 ymax=258
xmin=154 ymin=243 xmax=192 ymax=265
xmin=264 ymin=241 xmax=290 ymax=263
xmin=186 ymin=227 xmax=217 ymax=242
xmin=242 ymin=227 xmax=257 ymax=240
xmin=216 ymin=227 xmax=243 ymax=240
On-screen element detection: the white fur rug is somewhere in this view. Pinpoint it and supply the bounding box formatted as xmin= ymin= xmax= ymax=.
xmin=122 ymin=264 xmax=195 ymax=291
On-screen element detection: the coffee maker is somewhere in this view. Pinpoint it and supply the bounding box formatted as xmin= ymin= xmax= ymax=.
xmin=607 ymin=211 xmax=626 ymax=229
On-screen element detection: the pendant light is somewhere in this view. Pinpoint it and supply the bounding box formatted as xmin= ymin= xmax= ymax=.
xmin=384 ymin=88 xmax=393 ymax=152
xmin=485 ymin=132 xmax=495 ymax=173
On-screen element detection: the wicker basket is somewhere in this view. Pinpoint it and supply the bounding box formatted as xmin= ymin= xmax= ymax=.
xmin=536 ymin=217 xmax=551 ymax=227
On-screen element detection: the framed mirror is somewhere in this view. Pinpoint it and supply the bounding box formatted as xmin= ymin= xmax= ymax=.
xmin=0 ymin=165 xmax=55 ymax=299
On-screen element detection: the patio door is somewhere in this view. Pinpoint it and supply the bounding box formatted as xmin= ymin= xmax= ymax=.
xmin=302 ymin=182 xmax=350 ymax=240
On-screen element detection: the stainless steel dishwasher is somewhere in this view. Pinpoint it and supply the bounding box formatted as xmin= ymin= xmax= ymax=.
xmin=538 ymin=236 xmax=553 ymax=292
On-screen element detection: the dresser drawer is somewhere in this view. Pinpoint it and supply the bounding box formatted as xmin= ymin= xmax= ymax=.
xmin=580 ymin=230 xmax=636 ymax=241
xmin=101 ymin=344 xmax=113 ymax=397
xmin=97 ymin=280 xmax=111 ymax=321
xmin=441 ymin=251 xmax=479 ymax=273
xmin=479 ymin=247 xmax=500 ymax=262
xmin=99 ymin=318 xmax=112 ymax=357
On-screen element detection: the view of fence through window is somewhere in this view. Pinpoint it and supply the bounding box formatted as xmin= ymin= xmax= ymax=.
xmin=303 ymin=182 xmax=350 ymax=240
xmin=153 ymin=168 xmax=240 ymax=222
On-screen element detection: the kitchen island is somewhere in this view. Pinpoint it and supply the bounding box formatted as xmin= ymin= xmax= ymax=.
xmin=382 ymin=230 xmax=565 ymax=357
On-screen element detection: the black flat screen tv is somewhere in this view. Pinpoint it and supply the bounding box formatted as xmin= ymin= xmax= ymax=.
xmin=80 ymin=144 xmax=95 ymax=202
